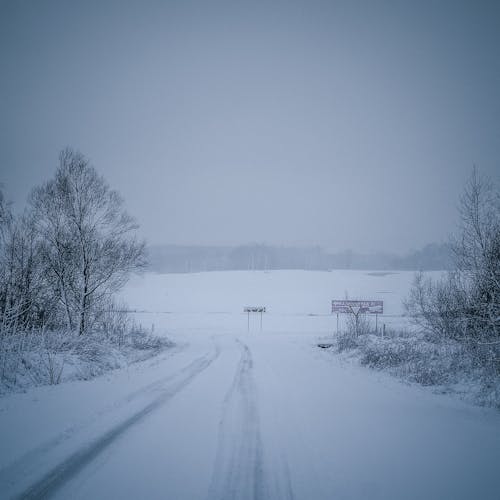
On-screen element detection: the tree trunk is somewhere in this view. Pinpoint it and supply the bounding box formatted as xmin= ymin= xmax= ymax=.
xmin=78 ymin=261 xmax=89 ymax=336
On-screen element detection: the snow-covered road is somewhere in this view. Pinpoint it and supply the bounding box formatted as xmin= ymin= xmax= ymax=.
xmin=1 ymin=331 xmax=500 ymax=500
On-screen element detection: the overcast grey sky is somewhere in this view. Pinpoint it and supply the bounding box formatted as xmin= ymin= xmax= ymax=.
xmin=1 ymin=0 xmax=499 ymax=253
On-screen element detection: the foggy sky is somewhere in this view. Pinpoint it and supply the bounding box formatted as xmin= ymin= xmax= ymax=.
xmin=1 ymin=0 xmax=499 ymax=253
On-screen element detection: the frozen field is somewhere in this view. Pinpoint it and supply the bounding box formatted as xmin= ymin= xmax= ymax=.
xmin=1 ymin=270 xmax=499 ymax=499
xmin=119 ymin=269 xmax=438 ymax=335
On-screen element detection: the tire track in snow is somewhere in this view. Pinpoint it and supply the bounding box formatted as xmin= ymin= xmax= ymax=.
xmin=207 ymin=340 xmax=294 ymax=500
xmin=207 ymin=340 xmax=265 ymax=500
xmin=11 ymin=344 xmax=220 ymax=500
xmin=0 ymin=344 xmax=187 ymax=488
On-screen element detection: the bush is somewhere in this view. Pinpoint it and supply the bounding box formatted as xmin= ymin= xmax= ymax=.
xmin=359 ymin=335 xmax=453 ymax=386
xmin=336 ymin=330 xmax=360 ymax=352
xmin=335 ymin=311 xmax=374 ymax=353
xmin=0 ymin=319 xmax=172 ymax=394
xmin=333 ymin=327 xmax=500 ymax=406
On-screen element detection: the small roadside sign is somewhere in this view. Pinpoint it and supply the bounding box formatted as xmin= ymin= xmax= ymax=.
xmin=244 ymin=307 xmax=266 ymax=331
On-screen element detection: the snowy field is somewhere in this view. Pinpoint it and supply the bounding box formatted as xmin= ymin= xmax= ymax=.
xmin=1 ymin=270 xmax=500 ymax=499
xmin=119 ymin=269 xmax=436 ymax=336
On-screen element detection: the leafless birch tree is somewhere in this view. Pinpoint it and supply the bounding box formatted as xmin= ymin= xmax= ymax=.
xmin=405 ymin=168 xmax=499 ymax=358
xmin=30 ymin=149 xmax=146 ymax=335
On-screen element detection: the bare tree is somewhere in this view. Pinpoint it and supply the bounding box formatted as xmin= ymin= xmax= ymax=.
xmin=0 ymin=187 xmax=12 ymax=236
xmin=0 ymin=188 xmax=14 ymax=334
xmin=452 ymin=167 xmax=500 ymax=341
xmin=30 ymin=149 xmax=146 ymax=335
xmin=404 ymin=271 xmax=467 ymax=341
xmin=0 ymin=187 xmax=51 ymax=338
xmin=405 ymin=168 xmax=499 ymax=362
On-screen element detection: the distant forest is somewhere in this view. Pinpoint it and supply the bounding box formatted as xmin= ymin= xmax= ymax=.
xmin=147 ymin=243 xmax=453 ymax=273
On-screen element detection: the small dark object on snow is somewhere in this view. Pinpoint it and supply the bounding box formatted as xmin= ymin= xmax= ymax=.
xmin=317 ymin=343 xmax=334 ymax=349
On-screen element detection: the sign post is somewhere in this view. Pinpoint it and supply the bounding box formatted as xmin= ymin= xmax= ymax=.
xmin=244 ymin=307 xmax=266 ymax=332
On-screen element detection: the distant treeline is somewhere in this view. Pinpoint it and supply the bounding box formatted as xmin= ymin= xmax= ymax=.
xmin=147 ymin=243 xmax=453 ymax=273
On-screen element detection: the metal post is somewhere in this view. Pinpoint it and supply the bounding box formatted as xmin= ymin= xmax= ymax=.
xmin=260 ymin=311 xmax=263 ymax=331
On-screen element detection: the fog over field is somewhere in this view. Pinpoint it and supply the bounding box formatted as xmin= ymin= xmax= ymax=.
xmin=1 ymin=1 xmax=499 ymax=499
xmin=1 ymin=0 xmax=499 ymax=255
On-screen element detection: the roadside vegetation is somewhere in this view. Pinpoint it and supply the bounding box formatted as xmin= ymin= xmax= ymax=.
xmin=0 ymin=149 xmax=171 ymax=394
xmin=334 ymin=169 xmax=500 ymax=408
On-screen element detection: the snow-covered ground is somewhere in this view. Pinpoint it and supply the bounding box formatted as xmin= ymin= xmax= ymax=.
xmin=1 ymin=270 xmax=499 ymax=499
xmin=120 ymin=269 xmax=437 ymax=334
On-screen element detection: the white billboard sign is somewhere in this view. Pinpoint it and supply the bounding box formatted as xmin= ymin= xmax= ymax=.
xmin=331 ymin=300 xmax=383 ymax=315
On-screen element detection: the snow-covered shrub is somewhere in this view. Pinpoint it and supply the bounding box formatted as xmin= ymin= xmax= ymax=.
xmin=358 ymin=336 xmax=415 ymax=369
xmin=0 ymin=330 xmax=68 ymax=390
xmin=336 ymin=330 xmax=360 ymax=352
xmin=72 ymin=335 xmax=124 ymax=380
xmin=359 ymin=335 xmax=453 ymax=386
xmin=345 ymin=311 xmax=372 ymax=337
xmin=333 ymin=326 xmax=500 ymax=406
xmin=129 ymin=327 xmax=168 ymax=351
xmin=0 ymin=323 xmax=172 ymax=394
xmin=336 ymin=311 xmax=373 ymax=352
xmin=477 ymin=373 xmax=500 ymax=408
